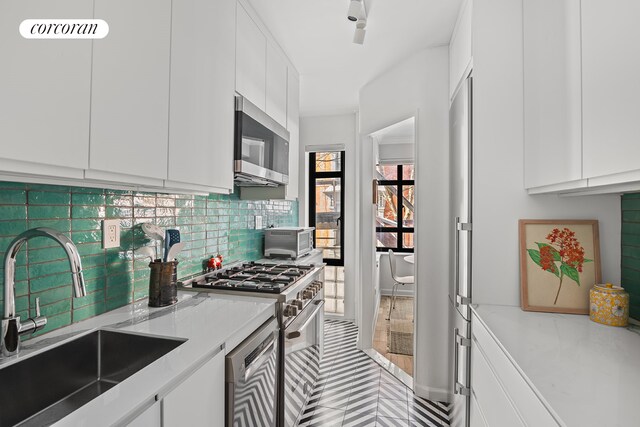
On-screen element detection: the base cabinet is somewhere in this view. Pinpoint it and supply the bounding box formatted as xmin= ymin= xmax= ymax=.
xmin=127 ymin=401 xmax=161 ymax=427
xmin=163 ymin=350 xmax=225 ymax=426
xmin=471 ymin=313 xmax=559 ymax=426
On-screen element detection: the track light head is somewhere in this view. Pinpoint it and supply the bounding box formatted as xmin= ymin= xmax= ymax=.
xmin=353 ymin=19 xmax=366 ymax=44
xmin=347 ymin=0 xmax=362 ymax=22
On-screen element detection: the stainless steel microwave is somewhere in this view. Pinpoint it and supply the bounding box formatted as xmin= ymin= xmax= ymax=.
xmin=234 ymin=96 xmax=290 ymax=187
xmin=264 ymin=227 xmax=314 ymax=259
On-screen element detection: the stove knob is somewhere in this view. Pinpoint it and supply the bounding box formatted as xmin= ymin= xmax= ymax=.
xmin=314 ymin=281 xmax=324 ymax=290
xmin=293 ymin=299 xmax=304 ymax=309
xmin=284 ymin=304 xmax=298 ymax=317
xmin=302 ymin=289 xmax=314 ymax=300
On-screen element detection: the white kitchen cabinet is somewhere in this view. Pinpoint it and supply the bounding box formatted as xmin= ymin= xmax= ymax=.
xmin=470 ymin=392 xmax=488 ymax=427
xmin=286 ymin=69 xmax=300 ymax=201
xmin=449 ymin=0 xmax=472 ymax=100
xmin=236 ymin=2 xmax=266 ymax=110
xmin=581 ymin=0 xmax=640 ymax=181
xmin=163 ymin=350 xmax=225 ymax=426
xmin=88 ymin=0 xmax=171 ymax=183
xmin=523 ymin=0 xmax=583 ymax=189
xmin=127 ymin=401 xmax=161 ymax=426
xmin=0 ymin=0 xmax=91 ymax=175
xmin=266 ymin=42 xmax=288 ymax=128
xmin=471 ymin=313 xmax=559 ymax=427
xmin=166 ymin=0 xmax=235 ymax=193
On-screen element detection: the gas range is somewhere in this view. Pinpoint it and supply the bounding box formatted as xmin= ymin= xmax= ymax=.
xmin=183 ymin=261 xmax=315 ymax=295
xmin=179 ymin=260 xmax=325 ymax=427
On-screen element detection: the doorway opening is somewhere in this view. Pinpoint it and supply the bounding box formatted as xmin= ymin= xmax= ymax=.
xmin=309 ymin=151 xmax=345 ymax=316
xmin=369 ymin=118 xmax=416 ymax=381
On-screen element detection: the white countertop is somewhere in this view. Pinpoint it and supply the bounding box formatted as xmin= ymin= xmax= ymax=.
xmin=3 ymin=291 xmax=275 ymax=426
xmin=472 ymin=304 xmax=640 ymax=427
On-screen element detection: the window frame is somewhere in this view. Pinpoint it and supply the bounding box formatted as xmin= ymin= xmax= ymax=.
xmin=375 ymin=164 xmax=415 ymax=253
xmin=308 ymin=151 xmax=345 ymax=266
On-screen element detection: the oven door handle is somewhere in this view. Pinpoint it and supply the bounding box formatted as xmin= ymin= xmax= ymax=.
xmin=286 ymin=300 xmax=325 ymax=340
xmin=244 ymin=337 xmax=277 ymax=382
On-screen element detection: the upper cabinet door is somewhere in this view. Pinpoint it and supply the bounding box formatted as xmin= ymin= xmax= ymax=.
xmin=582 ymin=0 xmax=640 ymax=180
xmin=286 ymin=69 xmax=300 ymax=201
xmin=236 ymin=2 xmax=266 ymax=110
xmin=89 ymin=0 xmax=171 ymax=180
xmin=0 ymin=0 xmax=91 ymax=171
xmin=266 ymin=42 xmax=288 ymax=127
xmin=523 ymin=0 xmax=582 ymax=189
xmin=167 ymin=0 xmax=235 ymax=191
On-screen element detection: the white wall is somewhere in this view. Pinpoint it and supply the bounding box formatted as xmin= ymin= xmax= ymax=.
xmin=300 ymin=113 xmax=358 ymax=320
xmin=471 ymin=0 xmax=621 ymax=307
xmin=359 ymin=46 xmax=451 ymax=401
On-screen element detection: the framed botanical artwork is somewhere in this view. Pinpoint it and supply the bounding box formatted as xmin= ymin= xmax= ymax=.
xmin=519 ymin=219 xmax=601 ymax=314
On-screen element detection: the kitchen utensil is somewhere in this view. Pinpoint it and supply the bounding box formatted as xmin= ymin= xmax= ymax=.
xmin=164 ymin=229 xmax=181 ymax=261
xmin=148 ymin=260 xmax=178 ymax=307
xmin=134 ymin=246 xmax=156 ymax=263
xmin=590 ymin=283 xmax=629 ymax=327
xmin=141 ymin=223 xmax=165 ymax=242
xmin=166 ymin=242 xmax=185 ymax=262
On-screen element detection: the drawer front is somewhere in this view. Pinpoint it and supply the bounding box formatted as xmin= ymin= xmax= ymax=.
xmin=471 ymin=340 xmax=525 ymax=427
xmin=472 ymin=313 xmax=560 ymax=426
xmin=470 ymin=391 xmax=488 ymax=427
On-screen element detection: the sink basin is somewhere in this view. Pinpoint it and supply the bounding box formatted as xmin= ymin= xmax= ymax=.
xmin=0 ymin=329 xmax=186 ymax=426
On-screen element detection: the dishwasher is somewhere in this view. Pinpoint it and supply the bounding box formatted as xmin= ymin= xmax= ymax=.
xmin=226 ymin=317 xmax=279 ymax=427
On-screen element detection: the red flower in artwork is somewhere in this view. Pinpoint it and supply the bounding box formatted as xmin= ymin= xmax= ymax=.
xmin=527 ymin=227 xmax=593 ymax=305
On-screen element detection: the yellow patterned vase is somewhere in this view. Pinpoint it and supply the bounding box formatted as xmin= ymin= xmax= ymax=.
xmin=589 ymin=283 xmax=629 ymax=327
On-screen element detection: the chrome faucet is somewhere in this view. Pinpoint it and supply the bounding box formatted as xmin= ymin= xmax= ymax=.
xmin=2 ymin=227 xmax=87 ymax=357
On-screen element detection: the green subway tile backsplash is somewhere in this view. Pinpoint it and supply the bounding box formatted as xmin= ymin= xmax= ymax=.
xmin=621 ymin=193 xmax=640 ymax=320
xmin=0 ymin=181 xmax=298 ymax=336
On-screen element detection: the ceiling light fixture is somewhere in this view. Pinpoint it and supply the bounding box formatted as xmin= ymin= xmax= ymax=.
xmin=353 ymin=19 xmax=366 ymax=44
xmin=347 ymin=0 xmax=362 ymax=22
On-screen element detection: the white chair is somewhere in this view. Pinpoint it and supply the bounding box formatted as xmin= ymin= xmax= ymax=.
xmin=387 ymin=249 xmax=415 ymax=320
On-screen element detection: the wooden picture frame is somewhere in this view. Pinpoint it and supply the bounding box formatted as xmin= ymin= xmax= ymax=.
xmin=519 ymin=219 xmax=601 ymax=314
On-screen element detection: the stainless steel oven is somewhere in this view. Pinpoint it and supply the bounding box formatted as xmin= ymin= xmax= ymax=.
xmin=180 ymin=262 xmax=325 ymax=427
xmin=283 ymin=292 xmax=324 ymax=426
xmin=226 ymin=317 xmax=279 ymax=427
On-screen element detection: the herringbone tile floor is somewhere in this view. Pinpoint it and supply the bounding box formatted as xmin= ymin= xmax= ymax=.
xmin=297 ymin=320 xmax=451 ymax=426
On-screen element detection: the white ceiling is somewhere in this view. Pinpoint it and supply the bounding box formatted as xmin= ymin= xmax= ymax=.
xmin=247 ymin=0 xmax=462 ymax=116
xmin=372 ymin=117 xmax=415 ymax=145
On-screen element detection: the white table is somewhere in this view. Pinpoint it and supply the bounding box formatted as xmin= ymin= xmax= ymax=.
xmin=404 ymin=255 xmax=414 ymax=264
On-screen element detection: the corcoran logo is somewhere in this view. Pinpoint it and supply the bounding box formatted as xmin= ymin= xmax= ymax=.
xmin=19 ymin=19 xmax=109 ymax=39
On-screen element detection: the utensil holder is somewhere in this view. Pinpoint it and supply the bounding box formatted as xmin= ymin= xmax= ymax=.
xmin=148 ymin=260 xmax=178 ymax=307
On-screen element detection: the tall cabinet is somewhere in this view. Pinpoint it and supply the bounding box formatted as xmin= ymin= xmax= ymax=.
xmin=88 ymin=0 xmax=171 ymax=184
xmin=166 ymin=0 xmax=235 ymax=193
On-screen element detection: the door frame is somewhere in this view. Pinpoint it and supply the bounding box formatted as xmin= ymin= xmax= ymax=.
xmin=308 ymin=151 xmax=346 ymax=266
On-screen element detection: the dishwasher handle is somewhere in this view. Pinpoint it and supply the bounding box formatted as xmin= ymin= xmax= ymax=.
xmin=244 ymin=336 xmax=276 ymax=382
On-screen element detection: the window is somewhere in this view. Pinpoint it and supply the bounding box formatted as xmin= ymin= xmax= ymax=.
xmin=375 ymin=164 xmax=414 ymax=252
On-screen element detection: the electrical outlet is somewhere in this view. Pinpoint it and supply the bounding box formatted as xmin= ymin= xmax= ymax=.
xmin=254 ymin=215 xmax=263 ymax=230
xmin=102 ymin=219 xmax=121 ymax=249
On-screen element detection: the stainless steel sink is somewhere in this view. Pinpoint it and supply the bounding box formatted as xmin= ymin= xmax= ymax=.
xmin=0 ymin=329 xmax=186 ymax=426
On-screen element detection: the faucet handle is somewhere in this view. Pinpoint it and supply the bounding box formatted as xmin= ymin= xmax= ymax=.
xmin=35 ymin=297 xmax=41 ymax=317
